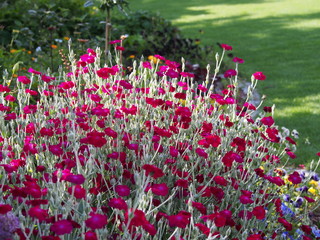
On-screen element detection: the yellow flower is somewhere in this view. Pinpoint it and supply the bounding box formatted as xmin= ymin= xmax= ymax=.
xmin=179 ymin=100 xmax=186 ymax=106
xmin=148 ymin=55 xmax=160 ymax=64
xmin=309 ymin=180 xmax=319 ymax=187
xmin=308 ymin=187 xmax=317 ymax=195
xmin=63 ymin=37 xmax=70 ymax=41
xmin=10 ymin=49 xmax=17 ymax=54
xmin=129 ymin=55 xmax=135 ymax=59
xmin=13 ymin=74 xmax=18 ymax=78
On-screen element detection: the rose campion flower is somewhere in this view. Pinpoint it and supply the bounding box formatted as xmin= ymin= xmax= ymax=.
xmin=85 ymin=213 xmax=108 ymax=230
xmin=288 ymin=171 xmax=302 ymax=184
xmin=167 ymin=211 xmax=191 ymax=228
xmin=108 ymin=198 xmax=128 ymax=210
xmin=220 ymin=43 xmax=233 ymax=51
xmin=28 ymin=206 xmax=49 ymax=221
xmin=232 ymin=57 xmax=244 ymax=64
xmin=18 ymin=76 xmax=31 ymax=84
xmin=115 ymin=185 xmax=131 ymax=197
xmin=278 ymin=217 xmax=293 ymax=231
xmin=50 ymin=219 xmax=73 ymax=235
xmin=151 ymin=183 xmax=169 ymax=196
xmin=252 ymin=71 xmax=266 ymax=80
xmin=85 ymin=231 xmax=98 ymax=240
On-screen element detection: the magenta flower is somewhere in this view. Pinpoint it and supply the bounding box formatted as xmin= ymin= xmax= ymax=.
xmin=18 ymin=76 xmax=31 ymax=84
xmin=50 ymin=219 xmax=73 ymax=235
xmin=220 ymin=43 xmax=233 ymax=51
xmin=252 ymin=71 xmax=266 ymax=80
xmin=288 ymin=171 xmax=302 ymax=184
xmin=108 ymin=197 xmax=128 ymax=210
xmin=232 ymin=57 xmax=244 ymax=64
xmin=261 ymin=116 xmax=274 ymax=127
xmin=85 ymin=213 xmax=108 ymax=230
xmin=65 ymin=174 xmax=85 ymax=185
xmin=85 ymin=231 xmax=98 ymax=240
xmin=28 ymin=68 xmax=42 ymax=75
xmin=224 ymin=69 xmax=237 ymax=78
xmin=115 ymin=185 xmax=131 ymax=197
xmin=167 ymin=211 xmax=191 ymax=228
xmin=239 ymin=195 xmax=254 ymax=204
xmin=109 ymin=39 xmax=121 ymax=44
xmin=278 ymin=217 xmax=292 ymax=231
xmin=252 ymin=206 xmax=266 ymax=220
xmin=151 ymin=183 xmax=169 ymax=196
xmin=143 ymin=61 xmax=152 ymax=69
xmin=68 ymin=185 xmax=86 ymax=199
xmin=28 ymin=206 xmax=49 ymax=221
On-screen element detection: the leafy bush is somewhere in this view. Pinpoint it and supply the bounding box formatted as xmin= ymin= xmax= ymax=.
xmin=0 ymin=44 xmax=319 ymax=239
xmin=0 ymin=0 xmax=213 ymax=80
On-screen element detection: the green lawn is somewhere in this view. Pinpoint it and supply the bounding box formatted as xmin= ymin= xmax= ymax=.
xmin=130 ymin=0 xmax=320 ymax=168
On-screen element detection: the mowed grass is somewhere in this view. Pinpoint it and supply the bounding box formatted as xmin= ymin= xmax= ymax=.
xmin=130 ymin=0 xmax=320 ymax=168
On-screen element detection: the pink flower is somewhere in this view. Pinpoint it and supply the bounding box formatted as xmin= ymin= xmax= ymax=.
xmin=85 ymin=213 xmax=108 ymax=230
xmin=18 ymin=76 xmax=31 ymax=84
xmin=198 ymin=84 xmax=208 ymax=92
xmin=68 ymin=185 xmax=86 ymax=199
xmin=261 ymin=116 xmax=274 ymax=127
xmin=213 ymin=176 xmax=228 ymax=186
xmin=65 ymin=174 xmax=85 ymax=185
xmin=85 ymin=231 xmax=98 ymax=240
xmin=50 ymin=219 xmax=73 ymax=235
xmin=220 ymin=43 xmax=233 ymax=51
xmin=151 ymin=183 xmax=169 ymax=196
xmin=142 ymin=223 xmax=157 ymax=236
xmin=232 ymin=57 xmax=244 ymax=64
xmin=85 ymin=131 xmax=107 ymax=148
xmin=192 ymin=201 xmax=207 ymax=214
xmin=288 ymin=171 xmax=302 ymax=184
xmin=0 ymin=204 xmax=12 ymax=214
xmin=247 ymin=234 xmax=264 ymax=240
xmin=278 ymin=217 xmax=292 ymax=231
xmin=108 ymin=197 xmax=128 ymax=210
xmin=252 ymin=71 xmax=266 ymax=80
xmin=195 ymin=148 xmax=208 ymax=158
xmin=252 ymin=206 xmax=266 ymax=220
xmin=4 ymin=95 xmax=16 ymax=102
xmin=239 ymin=195 xmax=254 ymax=204
xmin=142 ymin=164 xmax=165 ymax=179
xmin=195 ymin=223 xmax=210 ymax=236
xmin=109 ymin=39 xmax=121 ymax=44
xmin=224 ymin=69 xmax=237 ymax=78
xmin=28 ymin=206 xmax=49 ymax=221
xmin=28 ymin=68 xmax=42 ymax=75
xmin=116 ymin=46 xmax=125 ymax=51
xmin=143 ymin=61 xmax=152 ymax=69
xmin=167 ymin=211 xmax=191 ymax=228
xmin=115 ymin=185 xmax=131 ymax=197
xmin=286 ymin=151 xmax=296 ymax=159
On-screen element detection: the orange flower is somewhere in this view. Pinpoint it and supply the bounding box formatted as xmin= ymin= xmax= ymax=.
xmin=51 ymin=45 xmax=58 ymax=49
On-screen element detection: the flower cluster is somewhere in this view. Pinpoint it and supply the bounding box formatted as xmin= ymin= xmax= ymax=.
xmin=0 ymin=44 xmax=319 ymax=239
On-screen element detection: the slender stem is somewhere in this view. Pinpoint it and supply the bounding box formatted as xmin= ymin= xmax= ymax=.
xmin=105 ymin=7 xmax=111 ymax=57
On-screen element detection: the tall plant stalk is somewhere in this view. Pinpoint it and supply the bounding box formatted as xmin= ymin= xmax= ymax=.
xmin=105 ymin=7 xmax=111 ymax=56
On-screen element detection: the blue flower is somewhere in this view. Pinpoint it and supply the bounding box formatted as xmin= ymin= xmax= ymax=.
xmin=296 ymin=186 xmax=308 ymax=193
xmin=281 ymin=203 xmax=295 ymax=218
xmin=293 ymin=197 xmax=304 ymax=208
xmin=283 ymin=194 xmax=291 ymax=202
xmin=312 ymin=226 xmax=320 ymax=237
xmin=311 ymin=173 xmax=320 ymax=181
